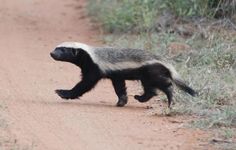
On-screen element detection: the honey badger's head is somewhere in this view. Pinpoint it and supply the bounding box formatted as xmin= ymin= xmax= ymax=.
xmin=50 ymin=42 xmax=91 ymax=63
xmin=50 ymin=46 xmax=80 ymax=62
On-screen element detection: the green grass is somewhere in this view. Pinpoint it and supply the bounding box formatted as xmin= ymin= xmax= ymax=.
xmin=87 ymin=0 xmax=160 ymax=33
xmin=87 ymin=0 xmax=236 ymax=33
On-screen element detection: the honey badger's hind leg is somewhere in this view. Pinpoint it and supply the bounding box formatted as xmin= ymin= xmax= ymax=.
xmin=155 ymin=75 xmax=173 ymax=108
xmin=161 ymin=85 xmax=173 ymax=108
xmin=134 ymin=79 xmax=157 ymax=102
xmin=134 ymin=64 xmax=174 ymax=106
xmin=111 ymin=79 xmax=128 ymax=107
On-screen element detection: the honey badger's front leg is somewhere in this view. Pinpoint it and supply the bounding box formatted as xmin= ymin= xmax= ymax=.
xmin=56 ymin=77 xmax=100 ymax=99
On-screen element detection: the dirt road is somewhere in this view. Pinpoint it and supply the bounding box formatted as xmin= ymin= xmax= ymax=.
xmin=0 ymin=0 xmax=209 ymax=149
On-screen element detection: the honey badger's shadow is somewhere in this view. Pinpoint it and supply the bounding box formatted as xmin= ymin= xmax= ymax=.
xmin=42 ymin=99 xmax=146 ymax=111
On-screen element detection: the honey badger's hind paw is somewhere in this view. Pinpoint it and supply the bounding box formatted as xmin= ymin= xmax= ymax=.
xmin=134 ymin=95 xmax=145 ymax=102
xmin=55 ymin=89 xmax=78 ymax=99
xmin=116 ymin=100 xmax=127 ymax=107
xmin=134 ymin=94 xmax=155 ymax=103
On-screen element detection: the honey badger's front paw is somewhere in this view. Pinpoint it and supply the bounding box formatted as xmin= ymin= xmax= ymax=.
xmin=55 ymin=89 xmax=77 ymax=99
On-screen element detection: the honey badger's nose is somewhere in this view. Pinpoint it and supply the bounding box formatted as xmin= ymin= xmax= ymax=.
xmin=50 ymin=50 xmax=61 ymax=60
xmin=50 ymin=51 xmax=57 ymax=58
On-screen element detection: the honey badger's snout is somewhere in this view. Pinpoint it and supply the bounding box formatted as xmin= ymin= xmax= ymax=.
xmin=50 ymin=49 xmax=59 ymax=60
xmin=50 ymin=48 xmax=64 ymax=61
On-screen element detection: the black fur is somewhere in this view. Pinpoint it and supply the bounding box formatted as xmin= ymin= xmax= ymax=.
xmin=51 ymin=46 xmax=196 ymax=107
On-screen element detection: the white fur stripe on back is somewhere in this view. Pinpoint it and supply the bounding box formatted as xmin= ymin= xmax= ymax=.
xmin=56 ymin=42 xmax=181 ymax=80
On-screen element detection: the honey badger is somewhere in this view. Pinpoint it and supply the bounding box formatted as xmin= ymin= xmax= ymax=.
xmin=50 ymin=42 xmax=197 ymax=107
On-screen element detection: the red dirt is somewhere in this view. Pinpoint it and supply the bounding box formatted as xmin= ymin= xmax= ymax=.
xmin=0 ymin=0 xmax=210 ymax=149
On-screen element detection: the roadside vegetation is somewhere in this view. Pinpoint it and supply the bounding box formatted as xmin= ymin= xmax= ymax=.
xmin=88 ymin=0 xmax=236 ymax=33
xmin=87 ymin=0 xmax=236 ymax=148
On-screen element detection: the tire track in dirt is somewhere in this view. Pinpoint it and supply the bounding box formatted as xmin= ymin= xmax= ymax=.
xmin=0 ymin=0 xmax=210 ymax=149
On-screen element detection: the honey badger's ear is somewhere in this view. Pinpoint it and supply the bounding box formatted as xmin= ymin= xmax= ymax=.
xmin=71 ymin=48 xmax=79 ymax=56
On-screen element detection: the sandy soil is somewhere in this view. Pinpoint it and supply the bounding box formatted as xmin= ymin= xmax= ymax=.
xmin=0 ymin=0 xmax=210 ymax=149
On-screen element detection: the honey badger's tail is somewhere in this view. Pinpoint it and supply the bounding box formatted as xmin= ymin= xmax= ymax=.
xmin=158 ymin=61 xmax=197 ymax=96
xmin=172 ymin=78 xmax=197 ymax=96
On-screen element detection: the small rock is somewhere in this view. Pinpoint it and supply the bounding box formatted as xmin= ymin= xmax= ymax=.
xmin=169 ymin=119 xmax=183 ymax=124
xmin=146 ymin=106 xmax=153 ymax=109
xmin=211 ymin=138 xmax=232 ymax=144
